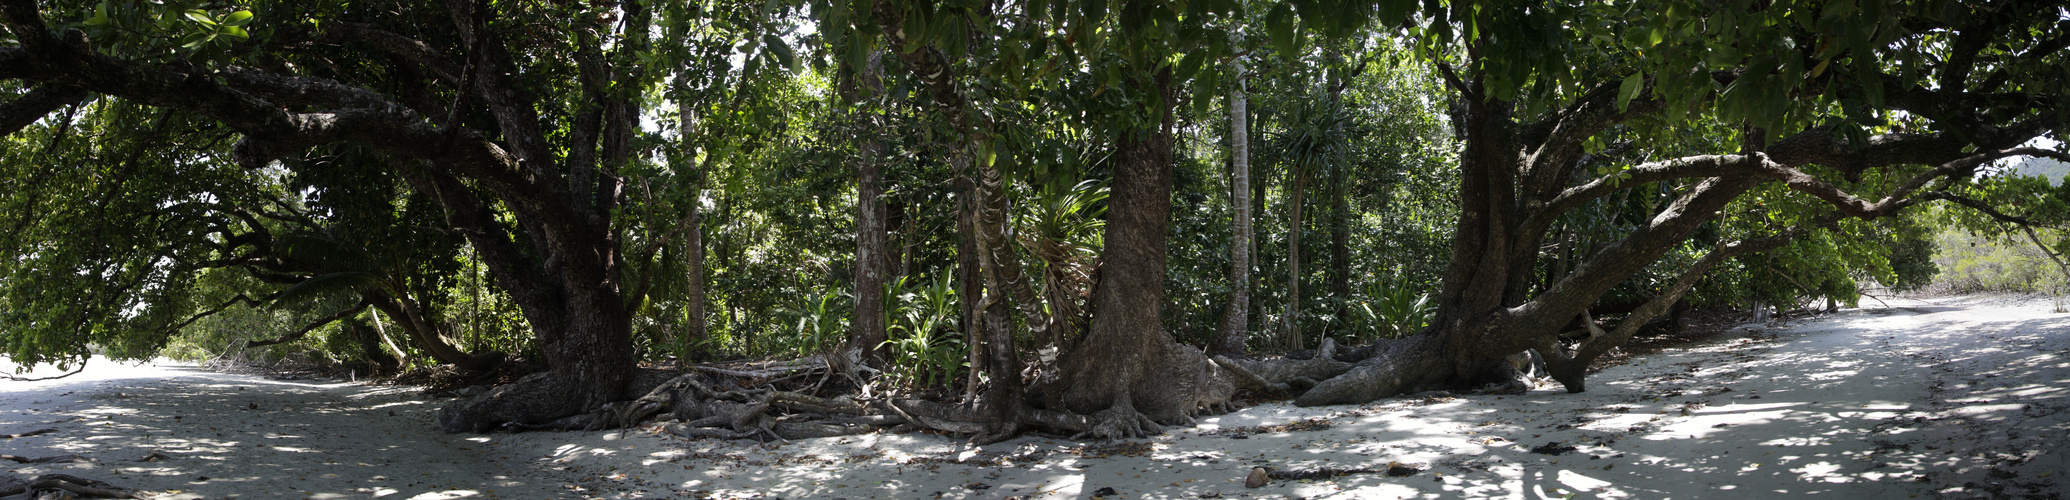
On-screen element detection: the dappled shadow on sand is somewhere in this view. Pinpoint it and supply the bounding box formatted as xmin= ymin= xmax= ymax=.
xmin=503 ymin=299 xmax=2066 ymax=499
xmin=3 ymin=362 xmax=559 ymax=499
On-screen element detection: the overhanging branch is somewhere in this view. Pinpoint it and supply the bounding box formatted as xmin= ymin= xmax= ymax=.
xmin=246 ymin=301 xmax=372 ymax=348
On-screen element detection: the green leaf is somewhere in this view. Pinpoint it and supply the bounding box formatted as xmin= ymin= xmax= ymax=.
xmin=85 ymin=2 xmax=110 ymax=26
xmin=1267 ymin=2 xmax=1296 ymax=57
xmin=220 ymin=24 xmax=248 ymax=40
xmin=1617 ymin=72 xmax=1644 ymax=112
xmin=180 ymin=33 xmax=213 ymax=51
xmin=1080 ymin=0 xmax=1107 ymax=24
xmin=1173 ymin=50 xmax=1205 ymax=82
xmin=185 ymin=9 xmax=215 ymax=27
xmin=763 ymin=34 xmax=796 ymax=72
xmin=222 ymin=10 xmax=254 ymax=27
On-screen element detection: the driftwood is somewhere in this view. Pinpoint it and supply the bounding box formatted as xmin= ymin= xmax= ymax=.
xmin=0 ymin=454 xmax=90 ymax=464
xmin=0 ymin=473 xmax=153 ymax=499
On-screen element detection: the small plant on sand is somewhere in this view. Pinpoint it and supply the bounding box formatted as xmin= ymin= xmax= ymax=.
xmin=1359 ymin=274 xmax=1435 ymax=339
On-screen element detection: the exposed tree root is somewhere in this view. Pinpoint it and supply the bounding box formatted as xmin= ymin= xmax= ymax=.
xmin=1 ymin=428 xmax=56 ymax=439
xmin=1212 ymin=354 xmax=1353 ymax=398
xmin=0 ymin=473 xmax=152 ymax=499
xmin=468 ymin=348 xmax=1249 ymax=443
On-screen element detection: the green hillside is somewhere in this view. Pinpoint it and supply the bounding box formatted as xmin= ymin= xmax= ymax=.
xmin=2010 ymin=156 xmax=2070 ymax=186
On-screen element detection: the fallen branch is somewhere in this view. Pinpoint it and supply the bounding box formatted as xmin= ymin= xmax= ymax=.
xmin=1 ymin=428 xmax=56 ymax=439
xmin=1 ymin=454 xmax=91 ymax=464
xmin=0 ymin=473 xmax=153 ymax=499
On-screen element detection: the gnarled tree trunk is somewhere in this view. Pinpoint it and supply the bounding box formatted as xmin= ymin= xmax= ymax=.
xmin=1049 ymin=69 xmax=1233 ymax=437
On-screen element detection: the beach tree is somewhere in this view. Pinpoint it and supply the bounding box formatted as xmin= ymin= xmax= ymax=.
xmin=1296 ymin=0 xmax=2070 ymax=402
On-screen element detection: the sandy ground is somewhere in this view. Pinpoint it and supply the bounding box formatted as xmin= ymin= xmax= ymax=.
xmin=1 ymin=361 xmax=563 ymax=499
xmin=6 ymin=294 xmax=2067 ymax=499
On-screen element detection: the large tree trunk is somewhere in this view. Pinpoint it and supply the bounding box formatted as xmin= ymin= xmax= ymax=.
xmin=1050 ymin=70 xmax=1231 ymax=438
xmin=1295 ymin=67 xmax=1767 ymax=405
xmin=1212 ymin=49 xmax=1253 ymax=358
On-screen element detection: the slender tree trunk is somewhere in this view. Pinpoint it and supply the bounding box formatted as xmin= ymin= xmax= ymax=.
xmin=1252 ymin=148 xmax=1268 ymax=341
xmin=1329 ymin=165 xmax=1350 ymax=328
xmin=682 ymin=197 xmax=707 ymax=361
xmin=2020 ymin=225 xmax=2070 ymax=293
xmin=957 ymin=175 xmax=984 ymax=403
xmin=969 ymin=148 xmax=1029 ymax=442
xmin=1325 ymin=51 xmax=1353 ymax=336
xmin=1213 ymin=50 xmax=1252 ymax=357
xmin=1284 ymin=165 xmax=1309 ymax=350
xmin=850 ymin=54 xmax=889 ymax=364
xmin=369 ymin=308 xmax=411 ymax=369
xmin=853 ymin=138 xmax=888 ymax=361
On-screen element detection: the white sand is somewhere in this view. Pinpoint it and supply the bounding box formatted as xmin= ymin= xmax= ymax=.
xmin=7 ymin=295 xmax=2066 ymax=499
xmin=1 ymin=360 xmax=563 ymax=499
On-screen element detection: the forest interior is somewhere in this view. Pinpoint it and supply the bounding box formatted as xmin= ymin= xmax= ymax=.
xmin=3 ymin=0 xmax=2070 ymax=498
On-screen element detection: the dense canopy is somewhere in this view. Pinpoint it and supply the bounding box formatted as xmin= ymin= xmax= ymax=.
xmin=3 ymin=0 xmax=2065 ymax=443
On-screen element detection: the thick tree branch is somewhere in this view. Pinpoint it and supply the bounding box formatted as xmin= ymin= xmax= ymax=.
xmin=455 ymin=5 xmax=566 ymax=185
xmin=394 ymin=161 xmax=548 ymax=304
xmin=317 ymin=22 xmax=464 ymax=82
xmin=0 ymin=83 xmax=88 ymax=136
xmin=1756 ymin=147 xmax=2070 ymax=220
xmin=1519 ymin=78 xmax=1664 ymax=204
xmin=1514 ymin=154 xmax=1763 ymax=260
xmin=1534 ymin=214 xmax=1839 ymax=392
xmin=1511 ymin=168 xmax=1767 ymax=337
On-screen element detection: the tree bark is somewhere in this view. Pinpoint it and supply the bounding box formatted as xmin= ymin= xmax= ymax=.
xmin=1213 ymin=48 xmax=1253 ymax=357
xmin=850 ymin=71 xmax=889 ymax=364
xmin=1050 ymin=69 xmax=1232 ymax=438
xmin=957 ymin=175 xmax=984 ymax=403
xmin=683 ymin=198 xmax=708 ymax=361
xmin=848 ymin=131 xmax=890 ymax=363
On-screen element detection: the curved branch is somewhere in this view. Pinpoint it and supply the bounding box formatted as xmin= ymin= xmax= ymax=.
xmin=244 ymin=302 xmax=372 ymax=348
xmin=1511 ymin=171 xmax=1767 ymax=335
xmin=1514 ymin=154 xmax=1763 ymax=259
xmin=1535 ymin=213 xmax=1840 ymax=392
xmin=1520 ymin=78 xmax=1665 ymax=202
xmin=1923 ymin=191 xmax=2040 ymax=226
xmin=1755 ymin=147 xmax=2070 ymax=220
xmin=2 ymin=363 xmax=84 ymax=382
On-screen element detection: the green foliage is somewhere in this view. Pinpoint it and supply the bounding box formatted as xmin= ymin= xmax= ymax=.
xmin=881 ymin=274 xmax=965 ymax=391
xmin=1933 ymin=229 xmax=2067 ymax=294
xmin=777 ymin=289 xmax=849 ymax=358
xmin=1356 ymin=274 xmax=1434 ymax=340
